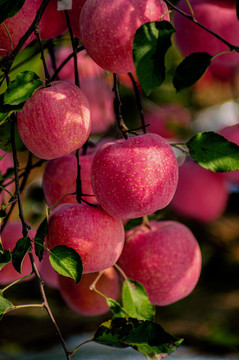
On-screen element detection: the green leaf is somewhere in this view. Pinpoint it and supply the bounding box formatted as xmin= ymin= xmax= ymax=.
xmin=0 ymin=93 xmax=24 ymax=125
xmin=122 ymin=279 xmax=155 ymax=321
xmin=0 ymin=121 xmax=25 ymax=152
xmin=93 ymin=317 xmax=183 ymax=359
xmin=34 ymin=217 xmax=48 ymax=261
xmin=49 ymin=245 xmax=83 ymax=283
xmin=0 ymin=208 xmax=6 ymax=220
xmin=12 ymin=236 xmax=31 ymax=274
xmin=0 ymin=293 xmax=14 ymax=320
xmin=133 ymin=21 xmax=176 ymax=96
xmin=0 ymin=248 xmax=11 ymax=270
xmin=173 ymin=52 xmax=212 ymax=92
xmin=0 ymin=0 xmax=26 ymax=23
xmin=4 ymin=71 xmax=43 ymax=106
xmin=106 ymin=298 xmax=130 ymax=318
xmin=187 ymin=131 xmax=239 ymax=172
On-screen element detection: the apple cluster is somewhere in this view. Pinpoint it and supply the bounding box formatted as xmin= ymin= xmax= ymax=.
xmin=7 ymin=0 xmax=239 ymax=318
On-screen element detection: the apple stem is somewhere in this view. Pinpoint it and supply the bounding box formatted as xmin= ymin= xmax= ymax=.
xmin=113 ymin=73 xmax=129 ymax=139
xmin=34 ymin=25 xmax=51 ymax=84
xmin=64 ymin=10 xmax=80 ymax=87
xmin=128 ymin=72 xmax=146 ymax=134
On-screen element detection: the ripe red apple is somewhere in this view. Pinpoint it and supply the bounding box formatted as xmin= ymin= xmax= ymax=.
xmin=42 ymin=152 xmax=96 ymax=208
xmin=144 ymin=103 xmax=192 ymax=139
xmin=46 ymin=47 xmax=114 ymax=135
xmin=80 ymin=0 xmax=170 ymax=73
xmin=0 ymin=221 xmax=36 ymax=285
xmin=118 ymin=220 xmax=202 ymax=306
xmin=91 ymin=133 xmax=178 ymax=219
xmin=17 ymin=80 xmax=91 ymax=160
xmin=170 ymin=160 xmax=229 ymax=223
xmin=46 ymin=203 xmax=125 ymax=274
xmin=219 ymin=123 xmax=239 ymax=185
xmin=173 ymin=0 xmax=239 ymax=68
xmin=67 ymin=0 xmax=87 ymax=39
xmin=0 ymin=0 xmax=67 ymax=56
xmin=58 ymin=266 xmax=120 ymax=316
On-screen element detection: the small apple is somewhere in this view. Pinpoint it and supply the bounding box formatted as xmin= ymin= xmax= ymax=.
xmin=42 ymin=152 xmax=96 ymax=208
xmin=170 ymin=160 xmax=229 ymax=223
xmin=58 ymin=266 xmax=120 ymax=316
xmin=46 ymin=203 xmax=125 ymax=274
xmin=17 ymin=80 xmax=91 ymax=160
xmin=80 ymin=0 xmax=170 ymax=73
xmin=91 ymin=133 xmax=178 ymax=219
xmin=118 ymin=220 xmax=202 ymax=306
xmin=0 ymin=221 xmax=36 ymax=285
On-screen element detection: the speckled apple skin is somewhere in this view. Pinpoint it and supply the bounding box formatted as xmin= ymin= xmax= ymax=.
xmin=17 ymin=81 xmax=91 ymax=160
xmin=173 ymin=0 xmax=239 ymax=67
xmin=58 ymin=267 xmax=120 ymax=316
xmin=42 ymin=152 xmax=96 ymax=207
xmin=80 ymin=0 xmax=170 ymax=74
xmin=118 ymin=220 xmax=202 ymax=306
xmin=219 ymin=124 xmax=239 ymax=185
xmin=170 ymin=160 xmax=229 ymax=223
xmin=0 ymin=222 xmax=37 ymax=285
xmin=46 ymin=203 xmax=125 ymax=274
xmin=91 ymin=133 xmax=178 ymax=219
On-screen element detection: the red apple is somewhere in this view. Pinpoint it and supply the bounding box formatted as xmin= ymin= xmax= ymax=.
xmin=67 ymin=0 xmax=87 ymax=39
xmin=170 ymin=160 xmax=229 ymax=223
xmin=39 ymin=0 xmax=67 ymax=40
xmin=42 ymin=152 xmax=96 ymax=208
xmin=91 ymin=133 xmax=178 ymax=219
xmin=118 ymin=220 xmax=202 ymax=306
xmin=144 ymin=102 xmax=192 ymax=139
xmin=46 ymin=203 xmax=125 ymax=274
xmin=219 ymin=123 xmax=239 ymax=185
xmin=80 ymin=0 xmax=170 ymax=73
xmin=38 ymin=250 xmax=59 ymax=289
xmin=58 ymin=266 xmax=120 ymax=316
xmin=17 ymin=80 xmax=91 ymax=160
xmin=0 ymin=221 xmax=36 ymax=285
xmin=173 ymin=0 xmax=239 ymax=68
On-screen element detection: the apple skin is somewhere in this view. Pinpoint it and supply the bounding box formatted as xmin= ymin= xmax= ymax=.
xmin=91 ymin=133 xmax=178 ymax=219
xmin=42 ymin=152 xmax=96 ymax=208
xmin=17 ymin=81 xmax=91 ymax=160
xmin=46 ymin=47 xmax=114 ymax=135
xmin=38 ymin=250 xmax=59 ymax=289
xmin=46 ymin=203 xmax=125 ymax=274
xmin=144 ymin=103 xmax=192 ymax=139
xmin=67 ymin=0 xmax=87 ymax=39
xmin=170 ymin=160 xmax=229 ymax=223
xmin=0 ymin=149 xmax=14 ymax=205
xmin=0 ymin=222 xmax=37 ymax=285
xmin=219 ymin=124 xmax=239 ymax=185
xmin=80 ymin=0 xmax=170 ymax=74
xmin=173 ymin=0 xmax=239 ymax=68
xmin=118 ymin=220 xmax=202 ymax=306
xmin=58 ymin=266 xmax=120 ymax=316
xmin=39 ymin=0 xmax=67 ymax=40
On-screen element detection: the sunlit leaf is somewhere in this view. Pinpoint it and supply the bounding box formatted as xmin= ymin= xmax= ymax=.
xmin=49 ymin=245 xmax=83 ymax=283
xmin=0 ymin=293 xmax=14 ymax=320
xmin=187 ymin=131 xmax=239 ymax=172
xmin=93 ymin=317 xmax=183 ymax=359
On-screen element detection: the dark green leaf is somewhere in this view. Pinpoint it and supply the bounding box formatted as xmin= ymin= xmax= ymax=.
xmin=12 ymin=236 xmax=31 ymax=274
xmin=0 ymin=248 xmax=11 ymax=270
xmin=0 ymin=0 xmax=26 ymax=23
xmin=0 ymin=293 xmax=14 ymax=320
xmin=0 ymin=93 xmax=24 ymax=125
xmin=133 ymin=21 xmax=175 ymax=96
xmin=122 ymin=279 xmax=155 ymax=321
xmin=187 ymin=131 xmax=239 ymax=172
xmin=34 ymin=217 xmax=48 ymax=261
xmin=0 ymin=121 xmax=25 ymax=152
xmin=173 ymin=52 xmax=212 ymax=92
xmin=106 ymin=298 xmax=130 ymax=318
xmin=49 ymin=245 xmax=83 ymax=283
xmin=237 ymin=0 xmax=239 ymax=20
xmin=0 ymin=208 xmax=6 ymax=220
xmin=93 ymin=317 xmax=183 ymax=359
xmin=4 ymin=71 xmax=43 ymax=106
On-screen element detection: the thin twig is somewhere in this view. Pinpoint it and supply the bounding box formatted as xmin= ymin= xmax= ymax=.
xmin=113 ymin=73 xmax=129 ymax=139
xmin=128 ymin=72 xmax=146 ymax=134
